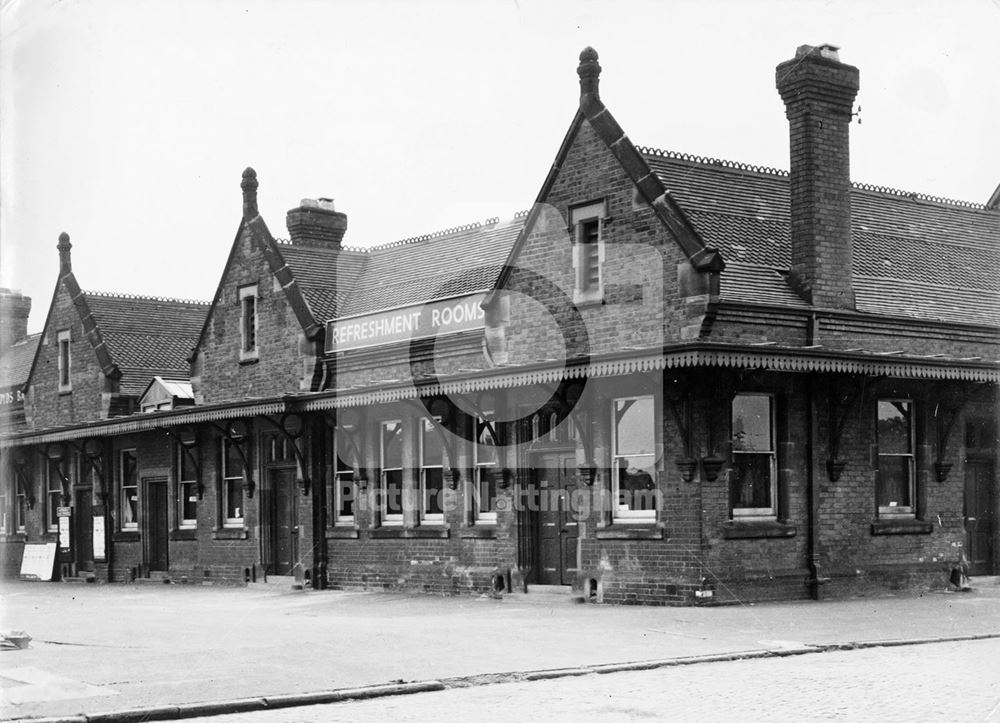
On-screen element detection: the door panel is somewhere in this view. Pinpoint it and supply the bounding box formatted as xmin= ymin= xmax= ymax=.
xmin=965 ymin=459 xmax=996 ymax=576
xmin=534 ymin=453 xmax=578 ymax=585
xmin=74 ymin=488 xmax=94 ymax=572
xmin=144 ymin=479 xmax=169 ymax=572
xmin=269 ymin=467 xmax=297 ymax=575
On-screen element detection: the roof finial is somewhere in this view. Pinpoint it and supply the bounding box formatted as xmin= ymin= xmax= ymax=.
xmin=57 ymin=232 xmax=72 ymax=275
xmin=577 ymin=46 xmax=601 ymax=102
xmin=242 ymin=167 xmax=259 ymax=220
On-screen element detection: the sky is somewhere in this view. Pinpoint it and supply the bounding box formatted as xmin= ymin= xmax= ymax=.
xmin=2 ymin=0 xmax=998 ymax=334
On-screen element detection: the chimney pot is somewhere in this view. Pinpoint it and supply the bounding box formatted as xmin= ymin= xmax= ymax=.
xmin=0 ymin=288 xmax=32 ymax=352
xmin=286 ymin=198 xmax=348 ymax=249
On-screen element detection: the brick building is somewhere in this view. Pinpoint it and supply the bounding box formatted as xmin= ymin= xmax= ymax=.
xmin=0 ymin=45 xmax=997 ymax=604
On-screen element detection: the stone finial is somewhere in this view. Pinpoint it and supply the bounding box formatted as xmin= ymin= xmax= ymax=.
xmin=577 ymin=46 xmax=601 ymax=101
xmin=57 ymin=232 xmax=72 ymax=274
xmin=242 ymin=167 xmax=259 ymax=220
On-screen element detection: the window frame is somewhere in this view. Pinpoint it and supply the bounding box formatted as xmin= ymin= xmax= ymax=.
xmin=730 ymin=393 xmax=778 ymax=519
xmin=46 ymin=458 xmax=65 ymax=533
xmin=220 ymin=439 xmax=245 ymax=527
xmin=570 ymin=200 xmax=607 ymax=305
xmin=57 ymin=329 xmax=72 ymax=392
xmin=0 ymin=477 xmax=8 ymax=534
xmin=14 ymin=482 xmax=27 ymax=533
xmin=380 ymin=420 xmax=404 ymax=526
xmin=330 ymin=429 xmax=355 ymax=527
xmin=611 ymin=394 xmax=658 ymax=523
xmin=119 ymin=449 xmax=139 ymax=531
xmin=177 ymin=445 xmax=198 ymax=529
xmin=239 ymin=284 xmax=259 ymax=361
xmin=876 ymin=398 xmax=916 ymax=517
xmin=473 ymin=413 xmax=499 ymax=524
xmin=419 ymin=417 xmax=445 ymax=525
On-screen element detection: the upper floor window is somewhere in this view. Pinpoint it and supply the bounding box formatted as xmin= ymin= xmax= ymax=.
xmin=177 ymin=445 xmax=198 ymax=528
xmin=731 ymin=394 xmax=777 ymax=518
xmin=120 ymin=449 xmax=138 ymax=530
xmin=612 ymin=395 xmax=657 ymax=521
xmin=473 ymin=414 xmax=499 ymax=523
xmin=57 ymin=329 xmax=72 ymax=392
xmin=570 ymin=200 xmax=607 ymax=305
xmin=239 ymin=284 xmax=259 ymax=361
xmin=877 ymin=399 xmax=915 ymax=516
xmin=380 ymin=420 xmax=404 ymax=525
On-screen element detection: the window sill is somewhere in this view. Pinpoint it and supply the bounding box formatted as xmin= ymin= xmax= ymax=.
xmin=595 ymin=525 xmax=664 ymax=540
xmin=113 ymin=531 xmax=140 ymax=542
xmin=871 ymin=518 xmax=933 ymax=536
xmin=326 ymin=527 xmax=359 ymax=539
xmin=170 ymin=529 xmax=197 ymax=541
xmin=370 ymin=527 xmax=449 ymax=539
xmin=212 ymin=527 xmax=248 ymax=540
xmin=721 ymin=520 xmax=797 ymax=539
xmin=573 ymin=295 xmax=604 ymax=309
xmin=2 ymin=533 xmax=27 ymax=542
xmin=459 ymin=526 xmax=497 ymax=539
xmin=238 ymin=355 xmax=259 ymax=366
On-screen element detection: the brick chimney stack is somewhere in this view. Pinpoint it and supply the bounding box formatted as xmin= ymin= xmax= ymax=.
xmin=286 ymin=198 xmax=348 ymax=249
xmin=776 ymin=44 xmax=859 ymax=309
xmin=0 ymin=288 xmax=31 ymax=354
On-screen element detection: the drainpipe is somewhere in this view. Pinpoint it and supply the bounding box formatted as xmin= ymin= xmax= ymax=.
xmin=806 ymin=376 xmax=824 ymax=599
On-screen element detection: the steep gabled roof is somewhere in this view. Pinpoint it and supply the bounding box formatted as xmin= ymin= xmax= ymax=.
xmin=642 ymin=149 xmax=1000 ymax=326
xmin=278 ymin=242 xmax=369 ymax=323
xmin=83 ymin=292 xmax=209 ymax=396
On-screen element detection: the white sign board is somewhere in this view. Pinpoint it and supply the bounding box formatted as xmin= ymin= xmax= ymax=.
xmin=19 ymin=543 xmax=57 ymax=581
xmin=93 ymin=515 xmax=106 ymax=561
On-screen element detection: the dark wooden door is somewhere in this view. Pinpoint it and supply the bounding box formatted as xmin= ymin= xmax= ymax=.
xmin=534 ymin=453 xmax=578 ymax=585
xmin=270 ymin=467 xmax=297 ymax=575
xmin=965 ymin=459 xmax=996 ymax=576
xmin=144 ymin=479 xmax=169 ymax=572
xmin=74 ymin=488 xmax=94 ymax=572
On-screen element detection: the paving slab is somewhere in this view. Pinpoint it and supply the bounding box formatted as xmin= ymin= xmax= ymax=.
xmin=1 ymin=577 xmax=998 ymax=721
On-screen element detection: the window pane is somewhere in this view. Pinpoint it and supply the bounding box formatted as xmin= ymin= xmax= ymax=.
xmin=422 ymin=419 xmax=444 ymax=464
xmin=477 ymin=470 xmax=496 ymax=515
xmin=731 ymin=453 xmax=772 ymax=509
xmin=616 ymin=455 xmax=656 ymax=511
xmin=384 ymin=469 xmax=403 ymax=515
xmin=614 ymin=397 xmax=654 ymax=456
xmin=225 ymin=440 xmax=242 ymax=475
xmin=226 ymin=479 xmax=243 ymax=519
xmin=878 ymin=401 xmax=911 ymax=454
xmin=180 ymin=481 xmax=198 ymax=522
xmin=382 ymin=422 xmax=402 ymax=468
xmin=732 ymin=395 xmax=772 ymax=452
xmin=877 ymin=457 xmax=911 ymax=508
xmin=337 ymin=474 xmax=354 ymax=518
xmin=423 ymin=468 xmax=443 ymax=515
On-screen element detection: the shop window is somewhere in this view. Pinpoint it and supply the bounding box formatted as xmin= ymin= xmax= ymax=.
xmin=380 ymin=420 xmax=403 ymax=525
xmin=221 ymin=439 xmax=244 ymax=526
xmin=612 ymin=396 xmax=657 ymax=521
xmin=570 ymin=200 xmax=606 ymax=305
xmin=877 ymin=399 xmax=915 ymax=515
xmin=177 ymin=446 xmax=198 ymax=528
xmin=239 ymin=284 xmax=259 ymax=361
xmin=473 ymin=414 xmax=499 ymax=523
xmin=420 ymin=418 xmax=445 ymax=524
xmin=730 ymin=394 xmax=777 ymax=518
xmin=57 ymin=329 xmax=72 ymax=392
xmin=120 ymin=449 xmax=138 ymax=530
xmin=329 ymin=430 xmax=355 ymax=526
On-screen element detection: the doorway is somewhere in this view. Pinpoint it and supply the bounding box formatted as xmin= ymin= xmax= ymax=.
xmin=74 ymin=487 xmax=94 ymax=573
xmin=266 ymin=467 xmax=298 ymax=575
xmin=530 ymin=452 xmax=579 ymax=585
xmin=965 ymin=458 xmax=996 ymax=576
xmin=143 ymin=478 xmax=169 ymax=573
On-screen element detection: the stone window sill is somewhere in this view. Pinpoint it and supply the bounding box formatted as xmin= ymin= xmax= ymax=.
xmin=113 ymin=531 xmax=140 ymax=542
xmin=326 ymin=527 xmax=359 ymax=539
xmin=238 ymin=355 xmax=259 ymax=366
xmin=370 ymin=526 xmax=449 ymax=539
xmin=595 ymin=525 xmax=664 ymax=540
xmin=170 ymin=529 xmax=197 ymax=541
xmin=212 ymin=527 xmax=248 ymax=540
xmin=458 ymin=526 xmax=497 ymax=539
xmin=871 ymin=518 xmax=933 ymax=536
xmin=721 ymin=520 xmax=797 ymax=539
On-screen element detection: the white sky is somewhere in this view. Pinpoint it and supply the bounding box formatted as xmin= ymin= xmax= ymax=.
xmin=2 ymin=0 xmax=998 ymax=334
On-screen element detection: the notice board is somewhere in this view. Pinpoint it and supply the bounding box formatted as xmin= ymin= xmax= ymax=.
xmin=19 ymin=542 xmax=57 ymax=581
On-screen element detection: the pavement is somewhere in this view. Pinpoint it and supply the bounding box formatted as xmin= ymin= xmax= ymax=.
xmin=1 ymin=577 xmax=998 ymax=722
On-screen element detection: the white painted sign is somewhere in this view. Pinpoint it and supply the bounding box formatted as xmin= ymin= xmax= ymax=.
xmin=326 ymin=293 xmax=486 ymax=353
xmin=19 ymin=543 xmax=57 ymax=581
xmin=93 ymin=515 xmax=106 ymax=561
xmin=58 ymin=515 xmax=71 ymax=552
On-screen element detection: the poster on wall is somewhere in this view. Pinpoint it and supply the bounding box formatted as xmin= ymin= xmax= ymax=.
xmin=19 ymin=542 xmax=57 ymax=581
xmin=93 ymin=514 xmax=106 ymax=561
xmin=57 ymin=506 xmax=72 ymax=553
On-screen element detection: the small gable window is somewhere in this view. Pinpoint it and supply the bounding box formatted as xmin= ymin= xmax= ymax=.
xmin=239 ymin=285 xmax=259 ymax=361
xmin=57 ymin=329 xmax=72 ymax=392
xmin=570 ymin=200 xmax=607 ymax=305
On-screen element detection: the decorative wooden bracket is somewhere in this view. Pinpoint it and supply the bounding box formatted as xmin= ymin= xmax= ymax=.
xmin=404 ymin=398 xmax=462 ymax=489
xmin=43 ymin=444 xmax=72 ymax=504
xmin=323 ymin=409 xmax=369 ymax=489
xmin=261 ymin=413 xmax=310 ymax=495
xmin=67 ymin=438 xmax=110 ymax=502
xmin=163 ymin=427 xmax=202 ymax=498
xmin=933 ymin=383 xmax=978 ymax=483
xmin=826 ymin=375 xmax=871 ymax=482
xmin=210 ymin=420 xmax=255 ymax=498
xmin=702 ymin=371 xmax=738 ymax=482
xmin=9 ymin=448 xmax=36 ymax=509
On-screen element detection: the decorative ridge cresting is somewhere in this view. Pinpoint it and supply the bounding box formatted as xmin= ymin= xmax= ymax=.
xmin=638 ymin=145 xmax=989 ymax=210
xmin=82 ymin=290 xmax=211 ymax=305
xmin=364 ymin=214 xmax=521 ymax=252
